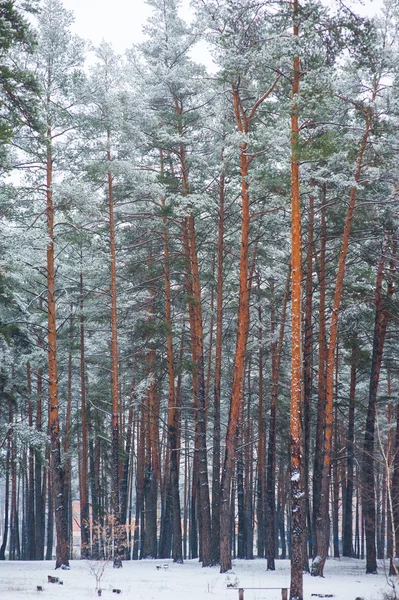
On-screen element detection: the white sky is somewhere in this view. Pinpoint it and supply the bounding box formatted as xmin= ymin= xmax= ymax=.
xmin=61 ymin=0 xmax=384 ymax=55
xmin=62 ymin=0 xmax=192 ymax=53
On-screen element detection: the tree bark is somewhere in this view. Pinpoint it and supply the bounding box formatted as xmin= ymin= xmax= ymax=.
xmin=107 ymin=131 xmax=124 ymax=565
xmin=362 ymin=232 xmax=395 ymax=573
xmin=64 ymin=330 xmax=73 ymax=561
xmin=142 ymin=257 xmax=159 ymax=560
xmin=35 ymin=365 xmax=45 ymax=561
xmin=266 ymin=269 xmax=290 ymax=570
xmin=133 ymin=407 xmax=145 ymax=560
xmin=312 ymin=103 xmax=373 ymax=578
xmin=174 ymin=91 xmax=212 ymax=565
xmin=46 ymin=126 xmax=69 ymax=569
xmin=161 ymin=187 xmax=183 ymax=563
xmin=0 ymin=431 xmax=11 ymax=560
xmin=289 ymin=2 xmax=304 ymax=595
xmin=220 ymin=87 xmax=251 ymax=573
xmin=256 ymin=274 xmax=265 ymax=559
xmin=342 ymin=336 xmax=358 ymax=557
xmin=312 ymin=184 xmax=327 ymax=559
xmin=302 ymin=194 xmax=314 ymax=569
xmin=212 ymin=160 xmax=225 ymax=565
xmin=219 ymin=70 xmax=280 ymax=573
xmin=332 ymin=401 xmax=340 ymax=558
xmin=187 ymin=213 xmax=213 ymax=566
xmin=79 ymin=271 xmax=90 ymax=559
xmin=391 ymin=397 xmax=399 ymax=573
xmin=26 ymin=362 xmax=36 ymax=560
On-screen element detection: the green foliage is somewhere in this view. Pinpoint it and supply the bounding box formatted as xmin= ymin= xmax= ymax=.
xmin=0 ymin=0 xmax=40 ymax=159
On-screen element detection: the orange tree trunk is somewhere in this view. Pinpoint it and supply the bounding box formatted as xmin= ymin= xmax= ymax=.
xmin=187 ymin=213 xmax=213 ymax=566
xmin=161 ymin=191 xmax=183 ymax=564
xmin=387 ymin=375 xmax=395 ymax=573
xmin=182 ymin=218 xmax=200 ymax=560
xmin=79 ymin=271 xmax=90 ymax=559
xmin=142 ymin=247 xmax=160 ymax=560
xmin=107 ymin=134 xmax=125 ymax=565
xmin=212 ymin=163 xmax=225 ymax=564
xmin=133 ymin=406 xmax=145 ymax=560
xmin=219 ymin=88 xmax=251 ymax=573
xmin=35 ymin=363 xmax=45 ymax=560
xmin=391 ymin=362 xmax=399 ymax=572
xmin=26 ymin=362 xmax=35 ymax=560
xmin=266 ymin=268 xmax=290 ymax=570
xmin=312 ymin=106 xmax=373 ymax=578
xmin=219 ymin=73 xmax=280 ymax=573
xmin=342 ymin=335 xmax=359 ymax=556
xmin=362 ymin=232 xmax=396 ymax=573
xmin=312 ymin=185 xmax=327 ymax=558
xmin=64 ymin=324 xmax=73 ymax=559
xmin=174 ymin=92 xmax=212 ymax=565
xmin=289 ymin=2 xmax=304 ymax=595
xmin=0 ymin=414 xmax=11 ymax=560
xmin=256 ymin=273 xmax=265 ymax=559
xmin=46 ymin=131 xmax=69 ymax=569
xmin=302 ymin=194 xmax=314 ymax=568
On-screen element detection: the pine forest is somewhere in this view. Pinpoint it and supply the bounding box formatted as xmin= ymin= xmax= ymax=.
xmin=1 ymin=1 xmax=399 ymax=599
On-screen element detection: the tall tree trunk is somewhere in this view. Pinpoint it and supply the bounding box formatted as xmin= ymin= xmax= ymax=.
xmin=26 ymin=362 xmax=36 ymax=560
xmin=302 ymin=194 xmax=314 ymax=569
xmin=219 ymin=72 xmax=280 ymax=574
xmin=212 ymin=161 xmax=225 ymax=565
xmin=9 ymin=427 xmax=20 ymax=560
xmin=183 ymin=418 xmax=189 ymax=560
xmin=289 ymin=3 xmax=304 ymax=596
xmin=79 ymin=271 xmax=90 ymax=559
xmin=64 ymin=325 xmax=73 ymax=561
xmin=120 ymin=394 xmax=134 ymax=529
xmin=45 ymin=436 xmax=53 ymax=560
xmin=46 ymin=127 xmax=69 ymax=569
xmin=312 ymin=184 xmax=327 ymax=559
xmin=107 ymin=132 xmax=124 ymax=566
xmin=0 ymin=432 xmax=11 ymax=560
xmin=220 ymin=90 xmax=251 ymax=572
xmin=278 ymin=456 xmax=287 ymax=559
xmin=237 ymin=410 xmax=245 ymax=559
xmin=362 ymin=232 xmax=395 ymax=573
xmin=266 ymin=269 xmax=290 ymax=570
xmin=142 ymin=271 xmax=159 ymax=560
xmin=174 ymin=92 xmax=212 ymax=565
xmin=161 ymin=187 xmax=183 ymax=563
xmin=332 ymin=401 xmax=340 ymax=558
xmin=89 ymin=419 xmax=100 ymax=559
xmin=355 ymin=467 xmax=360 ymax=558
xmin=245 ymin=378 xmax=254 ymax=559
xmin=387 ymin=372 xmax=395 ymax=573
xmin=133 ymin=407 xmax=145 ymax=560
xmin=181 ymin=217 xmax=198 ymax=562
xmin=35 ymin=365 xmax=45 ymax=560
xmin=342 ymin=335 xmax=358 ymax=557
xmin=256 ymin=274 xmax=265 ymax=559
xmin=181 ymin=211 xmax=212 ymax=565
xmin=312 ymin=102 xmax=374 ymax=578
xmin=376 ymin=464 xmax=384 ymax=560
xmin=391 ymin=395 xmax=399 ymax=573
xmin=126 ymin=414 xmax=135 ymax=560
xmin=186 ymin=214 xmax=212 ymax=566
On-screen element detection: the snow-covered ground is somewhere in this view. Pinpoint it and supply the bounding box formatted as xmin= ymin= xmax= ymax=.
xmin=0 ymin=557 xmax=395 ymax=600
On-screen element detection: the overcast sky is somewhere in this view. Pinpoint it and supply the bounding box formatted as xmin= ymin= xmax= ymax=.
xmin=62 ymin=0 xmax=192 ymax=53
xmin=62 ymin=0 xmax=384 ymax=55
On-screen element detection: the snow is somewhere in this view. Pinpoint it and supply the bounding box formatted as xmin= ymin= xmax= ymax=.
xmin=0 ymin=557 xmax=396 ymax=600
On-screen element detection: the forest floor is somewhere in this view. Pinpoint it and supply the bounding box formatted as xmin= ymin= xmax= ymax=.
xmin=0 ymin=556 xmax=396 ymax=600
